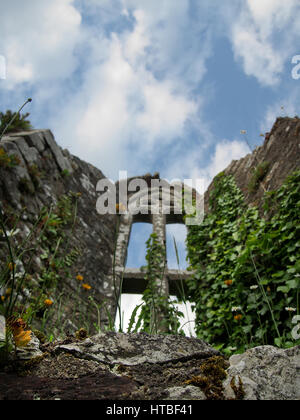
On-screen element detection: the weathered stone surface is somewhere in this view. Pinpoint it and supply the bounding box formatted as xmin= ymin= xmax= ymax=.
xmin=223 ymin=345 xmax=300 ymax=400
xmin=12 ymin=136 xmax=40 ymax=165
xmin=0 ymin=332 xmax=299 ymax=400
xmin=165 ymin=385 xmax=206 ymax=400
xmin=205 ymin=117 xmax=300 ymax=212
xmin=0 ymin=129 xmax=117 ymax=334
xmin=55 ymin=331 xmax=219 ymax=365
xmin=15 ymin=333 xmax=43 ymax=361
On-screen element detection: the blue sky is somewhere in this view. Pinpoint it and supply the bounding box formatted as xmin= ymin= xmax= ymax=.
xmin=1 ymin=0 xmax=300 ymax=333
xmin=0 ymin=0 xmax=299 ymax=184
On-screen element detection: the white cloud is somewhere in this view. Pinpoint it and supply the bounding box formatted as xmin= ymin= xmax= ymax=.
xmin=0 ymin=0 xmax=81 ymax=88
xmin=247 ymin=0 xmax=297 ymax=33
xmin=2 ymin=0 xmax=293 ymax=185
xmin=136 ymin=80 xmax=197 ymax=145
xmin=123 ymin=9 xmax=149 ymax=65
xmin=50 ymin=6 xmax=202 ymax=178
xmin=230 ymin=0 xmax=300 ymax=86
xmin=0 ymin=1 xmax=219 ymax=180
xmin=207 ymin=140 xmax=250 ymax=179
xmin=232 ymin=27 xmax=283 ymax=86
xmin=162 ymin=134 xmax=249 ymax=196
xmin=261 ymin=92 xmax=300 ymax=133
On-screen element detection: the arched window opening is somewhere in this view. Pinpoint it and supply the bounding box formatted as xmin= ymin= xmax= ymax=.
xmin=114 ymin=214 xmax=195 ymax=336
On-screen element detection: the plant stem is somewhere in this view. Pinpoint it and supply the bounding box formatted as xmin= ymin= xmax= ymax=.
xmin=250 ymin=252 xmax=281 ymax=341
xmin=0 ymin=98 xmax=32 ymax=141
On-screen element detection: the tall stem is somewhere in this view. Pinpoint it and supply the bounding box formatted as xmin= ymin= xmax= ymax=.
xmin=0 ymin=98 xmax=32 ymax=142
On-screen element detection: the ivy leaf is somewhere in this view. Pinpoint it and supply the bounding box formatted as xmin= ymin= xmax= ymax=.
xmin=277 ymin=286 xmax=289 ymax=294
xmin=232 ymin=232 xmax=239 ymax=241
xmin=286 ymin=280 xmax=298 ymax=289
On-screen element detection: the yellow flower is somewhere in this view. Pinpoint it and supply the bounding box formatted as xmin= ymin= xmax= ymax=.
xmin=8 ymin=318 xmax=32 ymax=348
xmin=234 ymin=314 xmax=243 ymax=321
xmin=76 ymin=275 xmax=84 ymax=281
xmin=82 ymin=283 xmax=92 ymax=291
xmin=5 ymin=288 xmax=12 ymax=296
xmin=44 ymin=299 xmax=54 ymax=307
xmin=14 ymin=330 xmax=32 ymax=348
xmin=224 ymin=280 xmax=233 ymax=286
xmin=1 ymin=296 xmax=5 ymax=302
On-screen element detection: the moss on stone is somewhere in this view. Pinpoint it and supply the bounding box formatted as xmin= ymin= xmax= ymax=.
xmin=183 ymin=356 xmax=229 ymax=400
xmin=230 ymin=375 xmax=245 ymax=400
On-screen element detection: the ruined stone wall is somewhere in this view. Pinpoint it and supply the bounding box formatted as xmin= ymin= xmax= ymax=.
xmin=0 ymin=129 xmax=117 ymax=334
xmin=205 ymin=117 xmax=300 ymax=212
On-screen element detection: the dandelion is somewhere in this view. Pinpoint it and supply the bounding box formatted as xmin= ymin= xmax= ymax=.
xmin=14 ymin=330 xmax=32 ymax=348
xmin=76 ymin=274 xmax=84 ymax=281
xmin=231 ymin=306 xmax=242 ymax=312
xmin=234 ymin=314 xmax=243 ymax=321
xmin=82 ymin=283 xmax=92 ymax=291
xmin=285 ymin=307 xmax=296 ymax=312
xmin=224 ymin=280 xmax=233 ymax=286
xmin=44 ymin=299 xmax=53 ymax=307
xmin=250 ymin=285 xmax=259 ymax=290
xmin=8 ymin=318 xmax=32 ymax=348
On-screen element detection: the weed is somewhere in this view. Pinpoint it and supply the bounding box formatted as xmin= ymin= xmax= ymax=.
xmin=248 ymin=161 xmax=270 ymax=193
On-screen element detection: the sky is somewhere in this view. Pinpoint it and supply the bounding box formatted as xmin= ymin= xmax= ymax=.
xmin=1 ymin=0 xmax=300 ymax=333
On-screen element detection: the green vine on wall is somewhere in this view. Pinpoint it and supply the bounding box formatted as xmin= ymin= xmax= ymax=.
xmin=186 ymin=170 xmax=300 ymax=355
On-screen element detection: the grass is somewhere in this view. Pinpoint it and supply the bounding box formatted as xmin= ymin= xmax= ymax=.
xmin=248 ymin=161 xmax=270 ymax=193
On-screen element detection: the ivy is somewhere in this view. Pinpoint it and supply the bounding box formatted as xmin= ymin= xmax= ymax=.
xmin=186 ymin=171 xmax=300 ymax=355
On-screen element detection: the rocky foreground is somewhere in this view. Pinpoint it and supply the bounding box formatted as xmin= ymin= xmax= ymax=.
xmin=0 ymin=332 xmax=299 ymax=400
